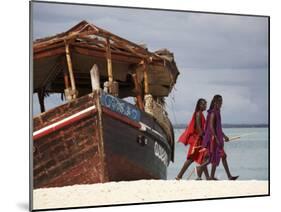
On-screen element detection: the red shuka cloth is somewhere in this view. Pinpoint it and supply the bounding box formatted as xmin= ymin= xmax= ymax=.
xmin=178 ymin=112 xmax=206 ymax=164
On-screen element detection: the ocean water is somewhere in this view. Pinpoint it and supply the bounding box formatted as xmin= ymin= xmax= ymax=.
xmin=167 ymin=127 xmax=269 ymax=180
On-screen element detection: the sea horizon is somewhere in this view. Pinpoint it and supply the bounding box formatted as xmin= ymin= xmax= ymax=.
xmin=173 ymin=123 xmax=268 ymax=129
xmin=168 ymin=127 xmax=269 ymax=180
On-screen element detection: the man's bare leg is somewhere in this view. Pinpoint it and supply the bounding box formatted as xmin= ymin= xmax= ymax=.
xmin=221 ymin=156 xmax=239 ymax=180
xmin=210 ymin=164 xmax=218 ymax=180
xmin=203 ymin=166 xmax=210 ymax=179
xmin=176 ymin=159 xmax=193 ymax=180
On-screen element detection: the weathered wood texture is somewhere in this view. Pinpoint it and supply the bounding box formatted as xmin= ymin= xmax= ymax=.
xmin=106 ymin=38 xmax=113 ymax=83
xmin=33 ymin=21 xmax=179 ymax=98
xmin=33 ymin=93 xmax=173 ymax=188
xmin=33 ymin=94 xmax=105 ymax=188
xmin=33 ymin=94 xmax=95 ymax=131
xmin=90 ymin=64 xmax=100 ymax=91
xmin=33 ymin=115 xmax=101 ymax=188
xmin=131 ymin=73 xmax=144 ymax=110
xmin=65 ymin=42 xmax=77 ymax=99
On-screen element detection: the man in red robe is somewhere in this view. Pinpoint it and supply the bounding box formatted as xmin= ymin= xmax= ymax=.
xmin=176 ymin=98 xmax=209 ymax=180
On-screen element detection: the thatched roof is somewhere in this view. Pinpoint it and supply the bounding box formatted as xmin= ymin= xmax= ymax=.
xmin=33 ymin=20 xmax=179 ymax=98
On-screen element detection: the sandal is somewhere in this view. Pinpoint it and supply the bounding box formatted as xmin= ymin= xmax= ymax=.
xmin=229 ymin=176 xmax=239 ymax=180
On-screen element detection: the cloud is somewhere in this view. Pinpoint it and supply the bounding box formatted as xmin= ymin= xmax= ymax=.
xmin=165 ymin=67 xmax=268 ymax=124
xmin=32 ymin=2 xmax=269 ymax=124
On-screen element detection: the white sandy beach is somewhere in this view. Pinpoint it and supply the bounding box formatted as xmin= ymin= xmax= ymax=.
xmin=33 ymin=180 xmax=268 ymax=210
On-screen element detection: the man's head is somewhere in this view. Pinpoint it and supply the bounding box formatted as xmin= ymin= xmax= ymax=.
xmin=210 ymin=95 xmax=223 ymax=110
xmin=195 ymin=98 xmax=207 ymax=112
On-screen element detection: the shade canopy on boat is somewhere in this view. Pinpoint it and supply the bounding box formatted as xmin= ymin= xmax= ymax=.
xmin=33 ymin=20 xmax=180 ymax=98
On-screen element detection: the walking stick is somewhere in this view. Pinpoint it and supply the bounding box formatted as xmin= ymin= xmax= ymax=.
xmin=228 ymin=132 xmax=256 ymax=142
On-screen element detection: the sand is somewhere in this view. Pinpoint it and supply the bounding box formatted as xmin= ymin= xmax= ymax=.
xmin=33 ymin=180 xmax=268 ymax=210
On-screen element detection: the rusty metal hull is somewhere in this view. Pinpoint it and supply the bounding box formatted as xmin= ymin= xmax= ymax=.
xmin=33 ymin=93 xmax=172 ymax=189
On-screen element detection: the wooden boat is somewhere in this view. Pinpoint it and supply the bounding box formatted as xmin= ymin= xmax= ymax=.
xmin=32 ymin=21 xmax=179 ymax=189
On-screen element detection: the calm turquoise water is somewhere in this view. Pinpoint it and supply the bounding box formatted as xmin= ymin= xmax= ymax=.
xmin=168 ymin=127 xmax=269 ymax=180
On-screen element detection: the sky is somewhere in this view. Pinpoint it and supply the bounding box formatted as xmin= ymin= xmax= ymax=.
xmin=32 ymin=2 xmax=269 ymax=125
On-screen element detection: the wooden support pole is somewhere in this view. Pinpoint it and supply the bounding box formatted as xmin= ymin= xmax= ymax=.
xmin=143 ymin=60 xmax=149 ymax=94
xmin=38 ymin=88 xmax=45 ymax=113
xmin=90 ymin=64 xmax=100 ymax=92
xmin=61 ymin=58 xmax=72 ymax=101
xmin=65 ymin=41 xmax=77 ymax=99
xmin=106 ymin=38 xmax=113 ymax=84
xmin=131 ymin=73 xmax=144 ymax=110
xmin=63 ymin=71 xmax=70 ymax=89
xmin=61 ymin=55 xmax=70 ymax=90
xmin=94 ymin=90 xmax=107 ymax=183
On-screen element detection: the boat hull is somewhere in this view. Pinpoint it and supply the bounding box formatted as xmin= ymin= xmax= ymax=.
xmin=102 ymin=109 xmax=170 ymax=181
xmin=33 ymin=92 xmax=172 ymax=189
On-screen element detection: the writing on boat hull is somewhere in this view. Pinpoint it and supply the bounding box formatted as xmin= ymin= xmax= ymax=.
xmin=154 ymin=142 xmax=169 ymax=167
xmin=101 ymin=93 xmax=141 ymax=122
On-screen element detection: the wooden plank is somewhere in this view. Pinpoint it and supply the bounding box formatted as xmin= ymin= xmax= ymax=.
xmin=131 ymin=73 xmax=144 ymax=110
xmin=90 ymin=64 xmax=100 ymax=91
xmin=65 ymin=42 xmax=77 ymax=99
xmin=33 ymin=22 xmax=96 ymax=49
xmin=95 ymin=91 xmax=108 ymax=182
xmin=77 ymin=35 xmax=106 ymax=46
xmin=143 ymin=61 xmax=149 ymax=94
xmin=95 ymin=26 xmax=157 ymax=58
xmin=63 ymin=71 xmax=70 ymax=89
xmin=106 ymin=38 xmax=113 ymax=83
xmin=72 ymin=42 xmax=142 ymax=59
xmin=33 ymin=105 xmax=97 ymax=140
xmin=72 ymin=45 xmax=142 ymax=64
xmin=34 ymin=42 xmax=65 ymax=53
xmin=33 ymin=42 xmax=164 ymax=65
xmin=34 ymin=47 xmax=65 ymax=60
xmin=112 ymin=39 xmax=149 ymax=59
